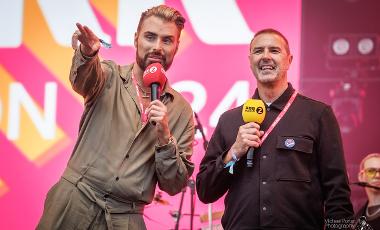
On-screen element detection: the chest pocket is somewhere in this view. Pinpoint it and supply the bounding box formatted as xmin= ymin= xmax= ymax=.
xmin=275 ymin=136 xmax=313 ymax=182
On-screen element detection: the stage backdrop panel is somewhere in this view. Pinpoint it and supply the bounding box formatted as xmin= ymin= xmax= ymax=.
xmin=0 ymin=0 xmax=301 ymax=229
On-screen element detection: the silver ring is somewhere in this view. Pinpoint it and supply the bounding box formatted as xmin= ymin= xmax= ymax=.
xmin=74 ymin=30 xmax=81 ymax=36
xmin=71 ymin=30 xmax=81 ymax=50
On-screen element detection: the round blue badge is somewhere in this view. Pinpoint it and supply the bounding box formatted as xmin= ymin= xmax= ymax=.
xmin=285 ymin=138 xmax=295 ymax=148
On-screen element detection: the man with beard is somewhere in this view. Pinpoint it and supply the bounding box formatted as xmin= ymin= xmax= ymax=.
xmin=196 ymin=29 xmax=354 ymax=229
xmin=37 ymin=5 xmax=194 ymax=230
xmin=355 ymin=153 xmax=380 ymax=229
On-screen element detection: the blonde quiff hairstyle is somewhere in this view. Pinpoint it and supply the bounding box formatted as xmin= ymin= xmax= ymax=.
xmin=136 ymin=5 xmax=185 ymax=37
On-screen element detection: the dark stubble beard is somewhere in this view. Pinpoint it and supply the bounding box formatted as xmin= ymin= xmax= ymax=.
xmin=136 ymin=50 xmax=172 ymax=71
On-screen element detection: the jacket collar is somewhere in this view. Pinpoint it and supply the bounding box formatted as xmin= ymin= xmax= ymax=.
xmin=253 ymin=83 xmax=295 ymax=111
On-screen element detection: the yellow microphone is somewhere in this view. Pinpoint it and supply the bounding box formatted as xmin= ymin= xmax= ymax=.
xmin=242 ymin=99 xmax=266 ymax=167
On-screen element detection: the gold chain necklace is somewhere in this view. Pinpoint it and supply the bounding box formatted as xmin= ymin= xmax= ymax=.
xmin=136 ymin=82 xmax=151 ymax=98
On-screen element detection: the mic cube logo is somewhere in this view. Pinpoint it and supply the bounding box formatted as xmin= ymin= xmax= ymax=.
xmin=148 ymin=66 xmax=157 ymax=73
xmin=143 ymin=65 xmax=159 ymax=77
xmin=245 ymin=106 xmax=264 ymax=114
xmin=256 ymin=106 xmax=264 ymax=114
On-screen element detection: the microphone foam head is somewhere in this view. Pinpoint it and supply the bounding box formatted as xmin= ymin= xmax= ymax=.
xmin=143 ymin=62 xmax=167 ymax=89
xmin=242 ymin=99 xmax=266 ymax=124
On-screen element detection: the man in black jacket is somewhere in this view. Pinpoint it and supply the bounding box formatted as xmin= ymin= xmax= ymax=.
xmin=196 ymin=28 xmax=354 ymax=229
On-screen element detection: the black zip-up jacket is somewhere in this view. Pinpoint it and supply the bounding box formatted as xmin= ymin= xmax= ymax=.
xmin=196 ymin=84 xmax=353 ymax=230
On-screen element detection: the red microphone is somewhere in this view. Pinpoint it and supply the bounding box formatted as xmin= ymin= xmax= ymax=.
xmin=143 ymin=63 xmax=167 ymax=101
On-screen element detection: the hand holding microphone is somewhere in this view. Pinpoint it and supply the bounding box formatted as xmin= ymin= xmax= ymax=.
xmin=241 ymin=99 xmax=266 ymax=167
xmin=143 ymin=63 xmax=167 ymax=101
xmin=143 ymin=63 xmax=171 ymax=145
xmin=143 ymin=62 xmax=167 ymax=126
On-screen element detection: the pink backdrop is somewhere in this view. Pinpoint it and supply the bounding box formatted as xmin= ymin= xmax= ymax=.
xmin=0 ymin=0 xmax=301 ymax=229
